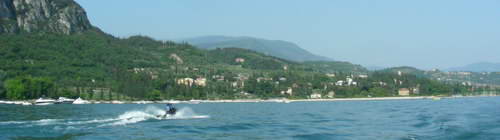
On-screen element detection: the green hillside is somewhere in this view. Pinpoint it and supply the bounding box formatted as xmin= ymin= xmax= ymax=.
xmin=0 ymin=0 xmax=483 ymax=100
xmin=0 ymin=30 xmax=480 ymax=100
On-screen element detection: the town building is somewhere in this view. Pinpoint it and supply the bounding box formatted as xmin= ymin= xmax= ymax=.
xmin=398 ymin=88 xmax=410 ymax=96
xmin=310 ymin=93 xmax=322 ymax=99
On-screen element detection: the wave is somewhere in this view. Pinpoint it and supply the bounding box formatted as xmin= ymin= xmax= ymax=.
xmin=106 ymin=106 xmax=209 ymax=126
xmin=0 ymin=106 xmax=209 ymax=128
xmin=0 ymin=119 xmax=64 ymax=126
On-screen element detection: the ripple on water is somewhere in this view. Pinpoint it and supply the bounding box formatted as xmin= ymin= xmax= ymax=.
xmin=292 ymin=133 xmax=348 ymax=140
xmin=10 ymin=133 xmax=90 ymax=140
xmin=200 ymin=122 xmax=261 ymax=131
xmin=412 ymin=114 xmax=433 ymax=128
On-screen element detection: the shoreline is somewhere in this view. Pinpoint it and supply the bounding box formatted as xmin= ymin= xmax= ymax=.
xmin=0 ymin=95 xmax=498 ymax=105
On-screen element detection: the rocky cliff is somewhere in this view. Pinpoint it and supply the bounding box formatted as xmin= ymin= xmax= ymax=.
xmin=0 ymin=0 xmax=91 ymax=34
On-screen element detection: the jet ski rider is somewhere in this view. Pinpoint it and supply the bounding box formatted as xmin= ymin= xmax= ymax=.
xmin=164 ymin=103 xmax=177 ymax=117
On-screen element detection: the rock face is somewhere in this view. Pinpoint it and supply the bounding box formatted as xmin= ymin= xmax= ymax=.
xmin=0 ymin=0 xmax=18 ymax=33
xmin=0 ymin=0 xmax=15 ymax=19
xmin=0 ymin=0 xmax=91 ymax=34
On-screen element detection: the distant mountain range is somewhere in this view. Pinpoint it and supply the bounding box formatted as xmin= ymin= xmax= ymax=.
xmin=181 ymin=36 xmax=333 ymax=62
xmin=446 ymin=62 xmax=500 ymax=72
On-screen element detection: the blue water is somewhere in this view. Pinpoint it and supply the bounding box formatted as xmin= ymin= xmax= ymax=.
xmin=1 ymin=97 xmax=499 ymax=140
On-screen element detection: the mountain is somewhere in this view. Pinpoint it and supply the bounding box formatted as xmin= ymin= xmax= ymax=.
xmin=302 ymin=61 xmax=368 ymax=74
xmin=366 ymin=66 xmax=386 ymax=71
xmin=182 ymin=36 xmax=333 ymax=62
xmin=0 ymin=0 xmax=92 ymax=34
xmin=446 ymin=62 xmax=500 ymax=72
xmin=380 ymin=66 xmax=500 ymax=86
xmin=0 ymin=0 xmax=478 ymax=100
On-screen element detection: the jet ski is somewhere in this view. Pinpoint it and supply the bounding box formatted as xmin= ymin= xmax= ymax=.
xmin=157 ymin=103 xmax=177 ymax=118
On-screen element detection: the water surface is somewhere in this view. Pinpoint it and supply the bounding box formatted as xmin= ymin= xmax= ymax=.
xmin=1 ymin=97 xmax=499 ymax=140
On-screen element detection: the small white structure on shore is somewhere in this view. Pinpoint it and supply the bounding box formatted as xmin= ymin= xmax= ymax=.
xmin=327 ymin=91 xmax=336 ymax=98
xmin=310 ymin=93 xmax=322 ymax=99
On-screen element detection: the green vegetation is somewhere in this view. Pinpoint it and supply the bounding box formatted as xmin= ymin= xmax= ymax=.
xmin=4 ymin=76 xmax=55 ymax=100
xmin=0 ymin=30 xmax=485 ymax=101
xmin=301 ymin=61 xmax=368 ymax=74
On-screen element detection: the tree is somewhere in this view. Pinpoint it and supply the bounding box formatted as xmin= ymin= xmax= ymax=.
xmin=0 ymin=70 xmax=6 ymax=99
xmin=4 ymin=78 xmax=26 ymax=100
xmin=3 ymin=76 xmax=55 ymax=100
xmin=147 ymin=90 xmax=162 ymax=101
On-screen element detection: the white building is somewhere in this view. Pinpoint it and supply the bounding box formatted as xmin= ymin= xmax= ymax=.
xmin=327 ymin=91 xmax=335 ymax=98
xmin=195 ymin=78 xmax=207 ymax=87
xmin=336 ymin=80 xmax=344 ymax=86
xmin=346 ymin=78 xmax=354 ymax=86
xmin=310 ymin=93 xmax=322 ymax=99
xmin=326 ymin=73 xmax=336 ymax=77
xmin=177 ymin=78 xmax=194 ymax=87
xmin=235 ymin=58 xmax=245 ymax=63
xmin=358 ymin=74 xmax=368 ymax=78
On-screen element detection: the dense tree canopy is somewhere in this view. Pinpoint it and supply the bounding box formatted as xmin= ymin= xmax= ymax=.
xmin=0 ymin=30 xmax=489 ymax=100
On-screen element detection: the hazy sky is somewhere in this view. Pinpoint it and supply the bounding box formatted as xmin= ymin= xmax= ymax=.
xmin=76 ymin=0 xmax=500 ymax=70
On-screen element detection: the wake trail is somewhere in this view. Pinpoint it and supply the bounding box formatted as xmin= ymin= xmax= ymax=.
xmin=0 ymin=106 xmax=209 ymax=128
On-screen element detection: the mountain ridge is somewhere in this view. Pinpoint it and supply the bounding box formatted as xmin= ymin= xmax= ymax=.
xmin=182 ymin=35 xmax=333 ymax=62
xmin=446 ymin=62 xmax=500 ymax=72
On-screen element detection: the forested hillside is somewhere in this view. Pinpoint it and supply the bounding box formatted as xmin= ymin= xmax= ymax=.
xmin=0 ymin=0 xmax=486 ymax=101
xmin=0 ymin=29 xmax=483 ymax=100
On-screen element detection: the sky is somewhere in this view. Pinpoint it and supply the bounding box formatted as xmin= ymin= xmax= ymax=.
xmin=75 ymin=0 xmax=500 ymax=70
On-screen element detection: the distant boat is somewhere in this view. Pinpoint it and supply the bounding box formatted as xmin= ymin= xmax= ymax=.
xmin=35 ymin=98 xmax=56 ymax=105
xmin=56 ymin=97 xmax=75 ymax=104
xmin=73 ymin=97 xmax=91 ymax=104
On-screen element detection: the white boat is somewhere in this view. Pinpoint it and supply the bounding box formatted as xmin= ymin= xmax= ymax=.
xmin=56 ymin=97 xmax=75 ymax=104
xmin=73 ymin=97 xmax=90 ymax=104
xmin=35 ymin=98 xmax=56 ymax=105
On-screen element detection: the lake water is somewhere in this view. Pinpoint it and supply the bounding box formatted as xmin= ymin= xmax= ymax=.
xmin=1 ymin=97 xmax=499 ymax=140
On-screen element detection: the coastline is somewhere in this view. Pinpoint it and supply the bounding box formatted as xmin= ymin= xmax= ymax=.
xmin=0 ymin=94 xmax=498 ymax=105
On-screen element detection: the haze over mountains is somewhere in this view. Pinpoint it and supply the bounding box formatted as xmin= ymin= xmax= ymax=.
xmin=182 ymin=36 xmax=333 ymax=62
xmin=446 ymin=62 xmax=500 ymax=72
